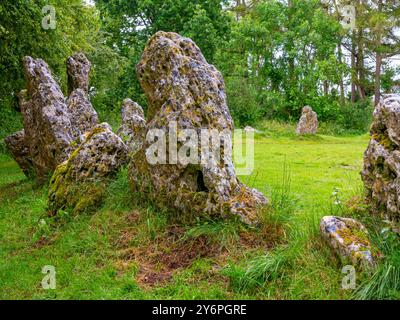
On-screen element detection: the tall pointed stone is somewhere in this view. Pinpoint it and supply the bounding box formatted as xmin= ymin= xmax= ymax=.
xmin=22 ymin=56 xmax=74 ymax=181
xmin=66 ymin=52 xmax=98 ymax=141
xmin=66 ymin=52 xmax=91 ymax=95
xmin=129 ymin=32 xmax=267 ymax=224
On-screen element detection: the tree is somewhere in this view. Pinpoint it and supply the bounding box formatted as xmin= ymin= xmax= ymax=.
xmin=93 ymin=0 xmax=232 ymax=116
xmin=364 ymin=0 xmax=400 ymax=105
xmin=0 ymin=0 xmax=99 ymax=138
xmin=217 ymin=0 xmax=343 ymax=121
xmin=95 ymin=0 xmax=231 ymax=62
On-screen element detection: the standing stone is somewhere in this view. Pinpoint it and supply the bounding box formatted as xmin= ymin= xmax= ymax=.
xmin=23 ymin=56 xmax=74 ymax=181
xmin=320 ymin=216 xmax=376 ymax=268
xmin=48 ymin=123 xmax=128 ymax=215
xmin=129 ymin=32 xmax=267 ymax=224
xmin=66 ymin=53 xmax=98 ymax=141
xmin=6 ymin=54 xmax=98 ymax=182
xmin=296 ymin=106 xmax=318 ymax=135
xmin=117 ymin=99 xmax=147 ymax=155
xmin=362 ymin=94 xmax=400 ymax=220
xmin=67 ymin=89 xmax=98 ymax=141
xmin=67 ymin=52 xmax=91 ymax=95
xmin=4 ymin=130 xmax=33 ymax=178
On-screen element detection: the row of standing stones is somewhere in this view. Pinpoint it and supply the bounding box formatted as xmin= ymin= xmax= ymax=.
xmin=5 ymin=32 xmax=267 ymax=226
xmin=4 ymin=31 xmax=399 ymax=269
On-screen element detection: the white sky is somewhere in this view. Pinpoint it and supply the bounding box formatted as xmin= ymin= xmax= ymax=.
xmin=83 ymin=0 xmax=94 ymax=6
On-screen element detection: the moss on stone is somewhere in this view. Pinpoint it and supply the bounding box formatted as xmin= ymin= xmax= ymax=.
xmin=372 ymin=132 xmax=396 ymax=151
xmin=48 ymin=163 xmax=106 ymax=215
xmin=337 ymin=226 xmax=370 ymax=247
xmin=48 ymin=126 xmax=108 ymax=216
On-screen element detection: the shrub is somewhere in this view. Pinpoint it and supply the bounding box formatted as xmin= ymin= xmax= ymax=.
xmin=0 ymin=97 xmax=23 ymax=141
xmin=225 ymin=78 xmax=263 ymax=127
xmin=336 ymin=100 xmax=373 ymax=134
xmin=306 ymin=95 xmax=341 ymax=122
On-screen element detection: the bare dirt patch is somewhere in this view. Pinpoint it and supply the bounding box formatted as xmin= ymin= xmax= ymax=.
xmin=115 ymin=221 xmax=286 ymax=288
xmin=239 ymin=223 xmax=285 ymax=250
xmin=118 ymin=225 xmax=220 ymax=287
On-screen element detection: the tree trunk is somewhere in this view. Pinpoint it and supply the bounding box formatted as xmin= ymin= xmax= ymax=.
xmin=374 ymin=0 xmax=384 ymax=106
xmin=356 ymin=28 xmax=366 ymax=101
xmin=375 ymin=52 xmax=382 ymax=106
xmin=332 ymin=0 xmax=346 ymax=105
xmin=337 ymin=43 xmax=345 ymax=105
xmin=236 ymin=0 xmax=241 ymax=21
xmin=323 ymin=80 xmax=329 ymax=96
xmin=351 ymin=32 xmax=357 ymax=103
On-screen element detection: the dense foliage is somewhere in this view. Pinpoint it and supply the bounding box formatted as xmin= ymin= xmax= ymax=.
xmin=0 ymin=0 xmax=100 ymax=137
xmin=1 ymin=0 xmax=399 ymax=138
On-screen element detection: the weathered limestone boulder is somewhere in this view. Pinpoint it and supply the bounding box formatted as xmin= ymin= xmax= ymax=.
xmin=6 ymin=53 xmax=98 ymax=182
xmin=67 ymin=52 xmax=91 ymax=95
xmin=129 ymin=32 xmax=267 ymax=224
xmin=296 ymin=106 xmax=318 ymax=135
xmin=22 ymin=56 xmax=75 ymax=181
xmin=117 ymin=98 xmax=147 ymax=155
xmin=362 ymin=94 xmax=400 ymax=220
xmin=48 ymin=123 xmax=128 ymax=215
xmin=4 ymin=130 xmax=33 ymax=178
xmin=320 ymin=216 xmax=376 ymax=268
xmin=66 ymin=52 xmax=98 ymax=141
xmin=67 ymin=89 xmax=98 ymax=141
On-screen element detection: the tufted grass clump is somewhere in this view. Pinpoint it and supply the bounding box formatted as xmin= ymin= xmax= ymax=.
xmin=224 ymin=246 xmax=295 ymax=291
xmin=354 ymin=220 xmax=400 ymax=300
xmin=222 ymin=161 xmax=299 ymax=292
xmin=183 ymin=218 xmax=243 ymax=250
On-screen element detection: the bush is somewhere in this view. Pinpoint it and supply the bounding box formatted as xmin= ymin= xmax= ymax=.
xmin=306 ymin=95 xmax=341 ymax=122
xmin=0 ymin=139 xmax=7 ymax=155
xmin=0 ymin=97 xmax=23 ymax=140
xmin=336 ymin=101 xmax=373 ymax=134
xmin=225 ymin=78 xmax=263 ymax=127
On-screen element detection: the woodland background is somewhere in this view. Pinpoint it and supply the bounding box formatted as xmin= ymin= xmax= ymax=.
xmin=1 ymin=0 xmax=399 ymax=141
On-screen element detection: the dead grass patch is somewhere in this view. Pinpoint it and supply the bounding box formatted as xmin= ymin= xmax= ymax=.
xmin=114 ymin=217 xmax=286 ymax=288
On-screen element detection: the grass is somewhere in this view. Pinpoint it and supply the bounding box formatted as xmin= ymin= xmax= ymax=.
xmin=1 ymin=125 xmax=395 ymax=300
xmin=352 ymin=217 xmax=400 ymax=300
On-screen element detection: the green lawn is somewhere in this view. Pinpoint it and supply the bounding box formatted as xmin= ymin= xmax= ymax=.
xmin=0 ymin=132 xmax=371 ymax=300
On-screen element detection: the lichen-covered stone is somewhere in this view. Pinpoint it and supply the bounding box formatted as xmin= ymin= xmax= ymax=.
xmin=66 ymin=53 xmax=98 ymax=140
xmin=4 ymin=130 xmax=34 ymax=178
xmin=7 ymin=54 xmax=98 ymax=182
xmin=117 ymin=98 xmax=147 ymax=155
xmin=320 ymin=216 xmax=376 ymax=268
xmin=362 ymin=94 xmax=400 ymax=220
xmin=48 ymin=123 xmax=128 ymax=214
xmin=67 ymin=52 xmax=91 ymax=95
xmin=296 ymin=106 xmax=318 ymax=135
xmin=22 ymin=56 xmax=74 ymax=181
xmin=129 ymin=32 xmax=267 ymax=224
xmin=67 ymin=88 xmax=98 ymax=141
